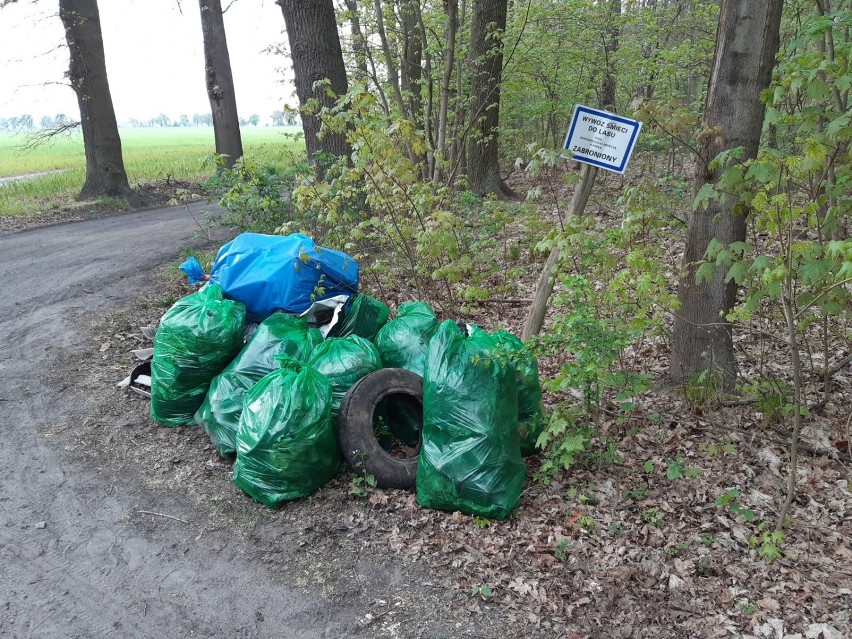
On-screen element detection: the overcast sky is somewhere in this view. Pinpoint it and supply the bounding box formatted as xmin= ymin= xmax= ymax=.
xmin=0 ymin=0 xmax=295 ymax=124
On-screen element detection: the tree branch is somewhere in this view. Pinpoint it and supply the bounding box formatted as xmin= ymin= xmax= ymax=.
xmin=17 ymin=121 xmax=81 ymax=151
xmin=794 ymin=277 xmax=852 ymax=319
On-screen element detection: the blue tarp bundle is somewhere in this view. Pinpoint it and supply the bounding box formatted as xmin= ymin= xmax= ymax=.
xmin=207 ymin=233 xmax=359 ymax=323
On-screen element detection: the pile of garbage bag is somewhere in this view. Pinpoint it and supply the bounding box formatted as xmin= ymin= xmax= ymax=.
xmin=143 ymin=232 xmax=544 ymax=518
xmin=194 ymin=314 xmax=322 ymax=458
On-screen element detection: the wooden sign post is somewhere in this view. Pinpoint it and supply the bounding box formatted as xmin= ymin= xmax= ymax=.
xmin=522 ymin=106 xmax=642 ymax=340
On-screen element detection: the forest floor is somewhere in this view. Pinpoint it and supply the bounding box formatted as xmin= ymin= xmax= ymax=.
xmin=4 ymin=168 xmax=850 ymax=638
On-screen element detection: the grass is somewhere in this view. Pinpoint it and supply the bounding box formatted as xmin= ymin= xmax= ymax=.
xmin=0 ymin=126 xmax=305 ymax=216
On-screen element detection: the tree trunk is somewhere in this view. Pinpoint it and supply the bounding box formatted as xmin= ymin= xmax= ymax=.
xmin=448 ymin=0 xmax=467 ymax=181
xmin=344 ymin=0 xmax=369 ymax=82
xmin=413 ymin=2 xmax=434 ymax=148
xmin=466 ymin=0 xmax=509 ymax=196
xmin=344 ymin=0 xmax=390 ymax=115
xmin=669 ymin=0 xmax=783 ymax=385
xmin=374 ymin=0 xmax=407 ymax=118
xmin=400 ymin=0 xmax=423 ymax=123
xmin=59 ymin=0 xmax=129 ymax=198
xmin=600 ymin=0 xmax=620 ymax=109
xmin=401 ymin=0 xmax=429 ymax=178
xmin=198 ymin=0 xmax=242 ymax=169
xmin=277 ymin=0 xmax=351 ymax=168
xmin=433 ymin=0 xmax=458 ymax=183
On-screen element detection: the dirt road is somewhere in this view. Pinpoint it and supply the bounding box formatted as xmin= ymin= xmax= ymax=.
xmin=0 ymin=204 xmax=364 ymax=638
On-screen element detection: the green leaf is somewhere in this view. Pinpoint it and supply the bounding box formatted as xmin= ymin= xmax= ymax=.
xmin=750 ymin=254 xmax=772 ymax=274
xmin=715 ymin=249 xmax=734 ymax=267
xmin=826 ymin=240 xmax=848 ymax=259
xmin=666 ymin=457 xmax=685 ymax=481
xmin=704 ymin=237 xmax=726 ymax=260
xmin=643 ymin=460 xmax=655 ymax=473
xmin=715 ymin=489 xmax=739 ymax=506
xmin=763 ymin=106 xmax=780 ymax=126
xmin=725 ymin=262 xmax=748 ymax=285
xmin=837 ymin=260 xmax=852 ymax=280
xmin=695 ymin=262 xmax=715 ymax=285
xmin=826 ymin=113 xmax=851 ymax=141
xmin=806 ymin=78 xmax=830 ymax=101
xmin=737 ymin=506 xmax=756 ymax=523
xmin=802 ymin=138 xmax=828 ymax=171
xmin=745 ymin=160 xmax=775 ymax=184
xmin=799 ymin=259 xmax=831 ymax=285
xmin=693 ymin=183 xmax=716 ymax=212
xmin=716 ymin=164 xmax=744 ymax=193
xmin=729 ymin=241 xmax=752 ymax=256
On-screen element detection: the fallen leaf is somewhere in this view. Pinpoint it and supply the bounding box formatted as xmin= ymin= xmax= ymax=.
xmin=754 ymin=618 xmax=783 ymax=639
xmin=757 ymin=598 xmax=781 ymax=613
xmin=369 ymin=492 xmax=389 ymax=507
xmin=668 ymin=574 xmax=686 ymax=591
xmin=804 ymin=623 xmax=844 ymax=639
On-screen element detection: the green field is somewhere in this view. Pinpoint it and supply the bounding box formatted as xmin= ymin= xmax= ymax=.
xmin=0 ymin=126 xmax=305 ymax=216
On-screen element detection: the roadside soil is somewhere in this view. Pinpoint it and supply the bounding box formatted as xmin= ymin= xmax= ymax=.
xmin=2 ymin=193 xmax=850 ymax=639
xmin=0 ymin=178 xmax=207 ymax=234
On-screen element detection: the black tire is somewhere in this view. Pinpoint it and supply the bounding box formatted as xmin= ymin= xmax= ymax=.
xmin=338 ymin=368 xmax=423 ymax=490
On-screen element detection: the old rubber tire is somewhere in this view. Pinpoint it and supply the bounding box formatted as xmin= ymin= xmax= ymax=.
xmin=338 ymin=368 xmax=423 ymax=490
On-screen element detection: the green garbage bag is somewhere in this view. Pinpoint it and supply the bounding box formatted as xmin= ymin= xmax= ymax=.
xmin=306 ymin=335 xmax=383 ymax=421
xmin=416 ymin=321 xmax=525 ymax=519
xmin=492 ymin=330 xmax=544 ymax=456
xmin=328 ymin=295 xmax=390 ymax=342
xmin=373 ymin=301 xmax=438 ymax=446
xmin=232 ymin=357 xmax=339 ymax=507
xmin=151 ymin=284 xmax=245 ymax=427
xmin=374 ymin=301 xmax=439 ymax=375
xmin=195 ymin=314 xmax=323 ymax=458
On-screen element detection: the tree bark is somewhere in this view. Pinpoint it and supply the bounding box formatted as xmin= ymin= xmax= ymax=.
xmin=59 ymin=0 xmax=129 ymax=198
xmin=466 ymin=0 xmax=509 ymax=196
xmin=433 ymin=0 xmax=458 ymax=182
xmin=669 ymin=0 xmax=784 ymax=385
xmin=277 ymin=0 xmax=351 ymax=168
xmin=600 ymin=0 xmax=620 ymax=109
xmin=198 ymin=0 xmax=243 ymax=169
xmin=400 ymin=0 xmax=423 ymax=123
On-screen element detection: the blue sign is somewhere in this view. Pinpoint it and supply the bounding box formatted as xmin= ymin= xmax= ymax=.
xmin=563 ymin=105 xmax=642 ymax=174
